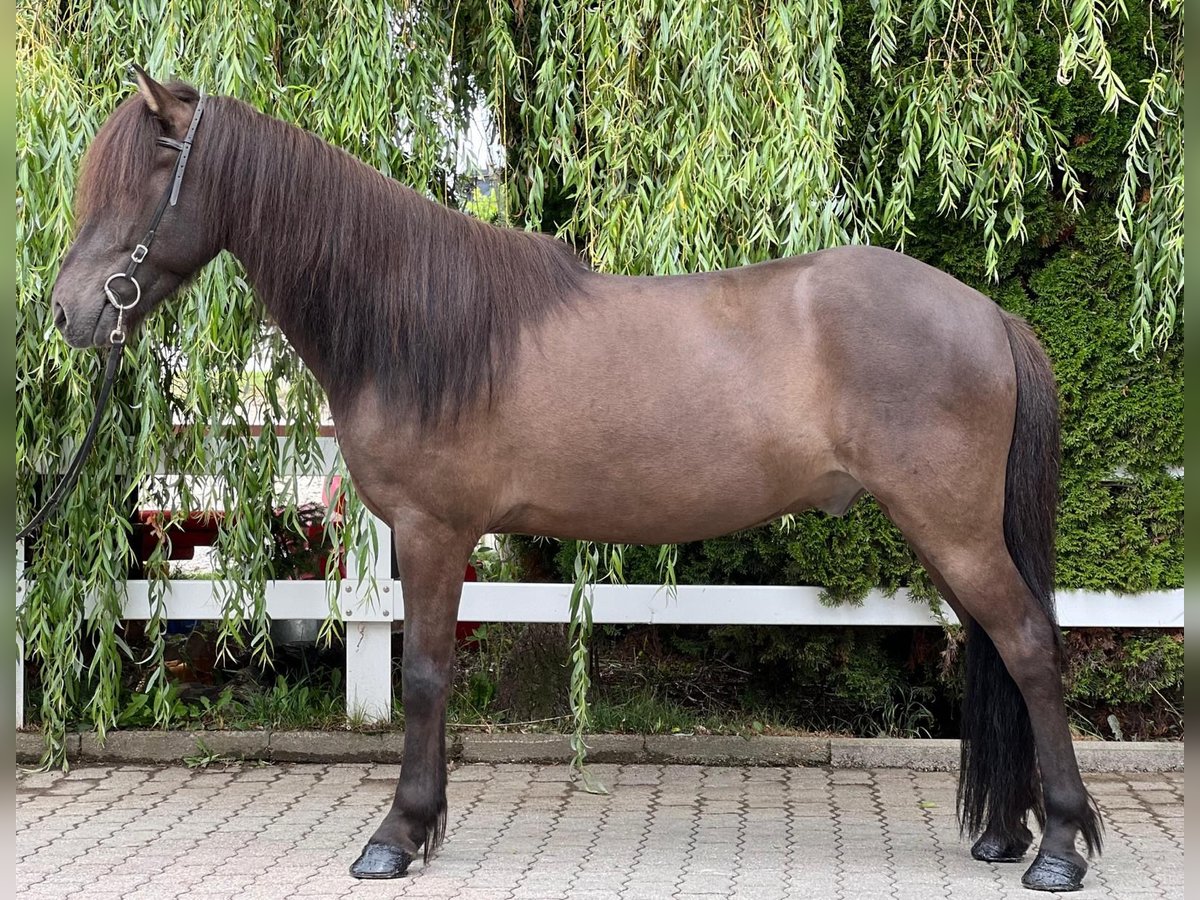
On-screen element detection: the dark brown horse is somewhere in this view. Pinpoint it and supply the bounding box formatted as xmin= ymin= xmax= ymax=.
xmin=48 ymin=71 xmax=1101 ymax=892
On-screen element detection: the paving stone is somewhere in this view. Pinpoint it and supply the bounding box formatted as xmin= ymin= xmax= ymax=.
xmin=461 ymin=733 xmax=576 ymax=763
xmin=1073 ymin=742 xmax=1183 ymax=772
xmin=14 ymin=762 xmax=1182 ymax=899
xmin=831 ymin=737 xmax=962 ymax=770
xmin=77 ymin=731 xmax=206 ymax=763
xmin=17 ymin=730 xmax=82 ymax=764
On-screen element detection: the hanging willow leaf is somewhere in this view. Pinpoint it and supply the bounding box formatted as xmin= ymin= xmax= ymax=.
xmin=17 ymin=1 xmax=1183 ymax=768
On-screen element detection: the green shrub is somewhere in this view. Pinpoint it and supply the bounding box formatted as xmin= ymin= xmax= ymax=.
xmin=1063 ymin=630 xmax=1184 ymax=739
xmin=529 ymin=7 xmax=1183 ymax=599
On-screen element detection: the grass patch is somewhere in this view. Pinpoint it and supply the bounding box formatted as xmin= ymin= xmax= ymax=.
xmin=23 ymin=621 xmax=1181 ymax=741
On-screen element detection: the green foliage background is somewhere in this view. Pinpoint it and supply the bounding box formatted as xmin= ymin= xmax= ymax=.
xmin=533 ymin=1 xmax=1184 ymax=601
xmin=17 ymin=0 xmax=1183 ymax=756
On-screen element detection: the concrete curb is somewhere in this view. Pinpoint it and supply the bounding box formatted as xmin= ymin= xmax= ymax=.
xmin=645 ymin=734 xmax=830 ymax=766
xmin=830 ymin=737 xmax=961 ymax=771
xmin=15 ymin=729 xmax=1183 ymax=772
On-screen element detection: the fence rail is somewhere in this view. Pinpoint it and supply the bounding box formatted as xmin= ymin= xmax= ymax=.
xmin=16 ymin=436 xmax=1184 ymax=730
xmin=15 ymin=524 xmax=1184 ymax=729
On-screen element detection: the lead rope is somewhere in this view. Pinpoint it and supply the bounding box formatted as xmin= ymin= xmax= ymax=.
xmin=16 ymin=89 xmax=207 ymax=544
xmin=18 ymin=234 xmax=141 ymax=544
xmin=16 ymin=344 xmax=124 ymax=542
xmin=18 ymin=231 xmax=141 ymax=544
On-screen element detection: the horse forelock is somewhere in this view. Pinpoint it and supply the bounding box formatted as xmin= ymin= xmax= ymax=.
xmin=75 ymin=81 xmax=201 ymax=224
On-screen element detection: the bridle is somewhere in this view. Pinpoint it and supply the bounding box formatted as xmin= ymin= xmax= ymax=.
xmin=17 ymin=91 xmax=208 ymax=542
xmin=105 ymin=90 xmax=208 ymax=345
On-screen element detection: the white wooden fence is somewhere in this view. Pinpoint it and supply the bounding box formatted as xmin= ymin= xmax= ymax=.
xmin=15 ymin=438 xmax=1184 ymax=729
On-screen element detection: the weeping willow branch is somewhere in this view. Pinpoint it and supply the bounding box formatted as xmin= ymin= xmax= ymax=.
xmin=1114 ymin=13 xmax=1183 ymax=353
xmin=17 ymin=1 xmax=1183 ymax=767
xmin=15 ymin=0 xmax=465 ymax=764
xmin=566 ymin=542 xmax=604 ymax=793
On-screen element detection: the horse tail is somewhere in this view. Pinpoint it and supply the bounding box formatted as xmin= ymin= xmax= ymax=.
xmin=957 ymin=313 xmax=1099 ymax=856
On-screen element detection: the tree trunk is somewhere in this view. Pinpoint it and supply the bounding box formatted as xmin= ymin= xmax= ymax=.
xmin=494 ymin=623 xmax=571 ymax=722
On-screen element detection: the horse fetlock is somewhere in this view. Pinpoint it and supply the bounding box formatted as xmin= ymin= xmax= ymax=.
xmin=403 ymin=797 xmax=448 ymax=855
xmin=381 ymin=784 xmax=448 ymax=855
xmin=1041 ymin=788 xmax=1104 ymax=857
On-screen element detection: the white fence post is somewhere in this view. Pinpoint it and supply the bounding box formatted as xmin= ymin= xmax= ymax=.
xmin=15 ymin=542 xmax=24 ymax=730
xmin=343 ymin=511 xmax=394 ymax=724
xmin=345 ymin=620 xmax=393 ymax=723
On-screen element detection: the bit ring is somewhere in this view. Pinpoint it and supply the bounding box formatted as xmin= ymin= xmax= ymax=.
xmin=104 ymin=272 xmax=141 ymax=310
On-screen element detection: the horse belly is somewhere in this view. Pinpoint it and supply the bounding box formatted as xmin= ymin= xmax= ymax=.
xmin=492 ymin=270 xmax=844 ymax=543
xmin=494 ymin=424 xmax=855 ymax=545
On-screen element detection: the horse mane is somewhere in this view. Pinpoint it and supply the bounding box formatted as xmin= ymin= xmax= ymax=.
xmin=77 ymin=81 xmax=590 ymax=425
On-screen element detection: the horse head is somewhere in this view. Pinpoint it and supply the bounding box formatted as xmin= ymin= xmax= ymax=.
xmin=51 ymin=66 xmax=219 ymax=348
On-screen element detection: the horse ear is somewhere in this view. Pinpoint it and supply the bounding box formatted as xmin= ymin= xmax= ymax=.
xmin=130 ymin=64 xmax=191 ymax=133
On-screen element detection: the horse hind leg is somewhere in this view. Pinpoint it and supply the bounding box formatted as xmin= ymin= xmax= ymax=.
xmin=922 ymin=536 xmax=1101 ymax=891
xmin=880 ymin=489 xmax=1100 ymax=892
xmin=862 ymin=314 xmax=1101 ymax=891
xmin=907 ymin=546 xmax=1037 ymax=864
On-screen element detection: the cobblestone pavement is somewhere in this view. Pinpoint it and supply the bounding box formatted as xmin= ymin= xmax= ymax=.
xmin=16 ymin=763 xmax=1182 ymax=900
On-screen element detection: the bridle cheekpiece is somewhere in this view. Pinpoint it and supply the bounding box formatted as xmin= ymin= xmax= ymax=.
xmin=103 ymin=89 xmax=207 ymax=344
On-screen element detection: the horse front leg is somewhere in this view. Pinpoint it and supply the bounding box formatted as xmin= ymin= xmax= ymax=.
xmin=350 ymin=521 xmax=475 ymax=879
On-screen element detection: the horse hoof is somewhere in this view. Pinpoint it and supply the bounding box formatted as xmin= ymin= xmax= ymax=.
xmin=349 ymin=842 xmax=413 ymax=879
xmin=1021 ymin=851 xmax=1086 ymax=892
xmin=972 ymin=833 xmax=1032 ymax=863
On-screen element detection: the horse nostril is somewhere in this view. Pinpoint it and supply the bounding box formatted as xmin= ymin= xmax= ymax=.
xmin=52 ymin=301 xmax=68 ymax=331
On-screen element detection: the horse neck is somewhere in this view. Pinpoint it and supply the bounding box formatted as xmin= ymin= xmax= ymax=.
xmin=212 ymin=105 xmax=415 ymax=386
xmin=206 ymin=98 xmax=589 ymax=423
